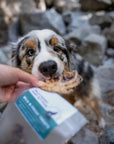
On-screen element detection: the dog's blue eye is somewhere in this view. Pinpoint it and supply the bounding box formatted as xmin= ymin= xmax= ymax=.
xmin=28 ymin=49 xmax=35 ymax=56
xmin=54 ymin=46 xmax=60 ymax=52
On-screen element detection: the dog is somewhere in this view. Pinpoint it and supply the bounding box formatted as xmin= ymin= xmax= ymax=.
xmin=12 ymin=29 xmax=105 ymax=127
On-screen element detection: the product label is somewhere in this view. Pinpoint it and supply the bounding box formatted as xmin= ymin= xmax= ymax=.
xmin=15 ymin=88 xmax=77 ymax=140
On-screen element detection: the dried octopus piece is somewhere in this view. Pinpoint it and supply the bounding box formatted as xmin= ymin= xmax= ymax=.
xmin=40 ymin=70 xmax=83 ymax=95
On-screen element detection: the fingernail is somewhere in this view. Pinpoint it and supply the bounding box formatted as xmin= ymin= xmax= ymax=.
xmin=38 ymin=81 xmax=45 ymax=86
xmin=33 ymin=81 xmax=45 ymax=87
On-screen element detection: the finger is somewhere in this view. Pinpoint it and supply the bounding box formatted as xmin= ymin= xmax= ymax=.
xmin=15 ymin=81 xmax=31 ymax=88
xmin=0 ymin=65 xmax=45 ymax=87
xmin=16 ymin=69 xmax=45 ymax=87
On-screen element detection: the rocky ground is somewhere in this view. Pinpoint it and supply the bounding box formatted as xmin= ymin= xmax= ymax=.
xmin=0 ymin=0 xmax=114 ymax=144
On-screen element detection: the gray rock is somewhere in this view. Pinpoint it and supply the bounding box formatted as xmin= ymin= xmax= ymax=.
xmin=65 ymin=11 xmax=92 ymax=32
xmin=0 ymin=51 xmax=8 ymax=64
xmin=0 ymin=7 xmax=4 ymax=17
xmin=8 ymin=18 xmax=19 ymax=42
xmin=36 ymin=0 xmax=46 ymax=11
xmin=19 ymin=10 xmax=51 ymax=35
xmin=0 ymin=0 xmax=36 ymax=19
xmin=70 ymin=128 xmax=99 ymax=144
xmin=19 ymin=9 xmax=66 ymax=35
xmin=54 ymin=0 xmax=80 ymax=13
xmin=20 ymin=0 xmax=36 ymax=14
xmin=80 ymin=0 xmax=113 ymax=11
xmin=82 ymin=34 xmax=107 ymax=65
xmin=108 ymin=11 xmax=114 ymax=20
xmin=0 ymin=8 xmax=8 ymax=45
xmin=0 ymin=45 xmax=11 ymax=65
xmin=0 ymin=0 xmax=25 ymax=25
xmin=103 ymin=23 xmax=114 ymax=48
xmin=95 ymin=65 xmax=114 ymax=93
xmin=46 ymin=9 xmax=66 ymax=35
xmin=64 ymin=25 xmax=101 ymax=50
xmin=84 ymin=34 xmax=107 ymax=50
xmin=103 ymin=58 xmax=114 ymax=66
xmin=89 ymin=13 xmax=113 ymax=29
xmin=62 ymin=11 xmax=72 ymax=26
xmin=106 ymin=126 xmax=114 ymax=144
xmin=106 ymin=48 xmax=114 ymax=57
xmin=65 ymin=32 xmax=106 ymax=66
xmin=45 ymin=0 xmax=54 ymax=8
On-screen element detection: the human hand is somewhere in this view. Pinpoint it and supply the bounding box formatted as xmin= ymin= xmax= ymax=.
xmin=0 ymin=64 xmax=44 ymax=102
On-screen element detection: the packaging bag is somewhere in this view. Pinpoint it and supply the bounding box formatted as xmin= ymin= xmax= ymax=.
xmin=0 ymin=88 xmax=87 ymax=144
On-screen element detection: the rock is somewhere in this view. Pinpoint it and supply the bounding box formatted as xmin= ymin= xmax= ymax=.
xmin=103 ymin=58 xmax=114 ymax=66
xmin=19 ymin=9 xmax=66 ymax=35
xmin=0 ymin=0 xmax=22 ymax=24
xmin=64 ymin=25 xmax=101 ymax=46
xmin=20 ymin=0 xmax=36 ymax=14
xmin=103 ymin=23 xmax=114 ymax=48
xmin=65 ymin=32 xmax=106 ymax=66
xmin=95 ymin=65 xmax=114 ymax=93
xmin=0 ymin=45 xmax=11 ymax=65
xmin=106 ymin=126 xmax=114 ymax=144
xmin=0 ymin=8 xmax=8 ymax=45
xmin=53 ymin=0 xmax=80 ymax=13
xmin=79 ymin=0 xmax=113 ymax=11
xmin=0 ymin=7 xmax=4 ymax=16
xmin=46 ymin=9 xmax=66 ymax=35
xmin=106 ymin=48 xmax=114 ymax=57
xmin=70 ymin=128 xmax=99 ymax=144
xmin=64 ymin=11 xmax=92 ymax=33
xmin=0 ymin=0 xmax=36 ymax=16
xmin=62 ymin=11 xmax=72 ymax=26
xmin=0 ymin=50 xmax=8 ymax=64
xmin=108 ymin=11 xmax=114 ymax=20
xmin=8 ymin=18 xmax=19 ymax=42
xmin=89 ymin=12 xmax=113 ymax=29
xmin=35 ymin=0 xmax=46 ymax=11
xmin=82 ymin=34 xmax=107 ymax=65
xmin=45 ymin=0 xmax=54 ymax=8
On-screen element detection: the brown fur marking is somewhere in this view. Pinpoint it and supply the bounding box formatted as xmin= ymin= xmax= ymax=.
xmin=24 ymin=40 xmax=37 ymax=50
xmin=50 ymin=37 xmax=59 ymax=46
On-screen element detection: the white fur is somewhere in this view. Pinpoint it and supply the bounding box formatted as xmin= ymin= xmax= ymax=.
xmin=91 ymin=78 xmax=101 ymax=99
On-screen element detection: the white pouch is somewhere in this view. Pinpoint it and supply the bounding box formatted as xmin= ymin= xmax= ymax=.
xmin=0 ymin=88 xmax=87 ymax=144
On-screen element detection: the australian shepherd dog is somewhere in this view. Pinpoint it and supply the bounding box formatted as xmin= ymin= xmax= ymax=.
xmin=12 ymin=29 xmax=105 ymax=127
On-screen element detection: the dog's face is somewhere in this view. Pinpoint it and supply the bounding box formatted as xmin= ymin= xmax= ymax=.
xmin=12 ymin=29 xmax=69 ymax=80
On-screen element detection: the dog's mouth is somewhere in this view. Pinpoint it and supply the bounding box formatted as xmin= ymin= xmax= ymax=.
xmin=42 ymin=71 xmax=72 ymax=82
xmin=40 ymin=70 xmax=83 ymax=95
xmin=39 ymin=72 xmax=60 ymax=81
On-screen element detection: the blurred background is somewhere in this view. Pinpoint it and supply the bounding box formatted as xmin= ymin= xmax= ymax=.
xmin=0 ymin=0 xmax=114 ymax=144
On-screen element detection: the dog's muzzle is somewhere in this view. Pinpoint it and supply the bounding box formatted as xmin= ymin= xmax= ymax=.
xmin=39 ymin=60 xmax=57 ymax=78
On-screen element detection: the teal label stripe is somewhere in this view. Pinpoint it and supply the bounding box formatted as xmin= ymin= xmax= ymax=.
xmin=15 ymin=91 xmax=57 ymax=140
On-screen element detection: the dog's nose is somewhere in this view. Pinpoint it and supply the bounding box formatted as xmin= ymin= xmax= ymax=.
xmin=39 ymin=60 xmax=57 ymax=77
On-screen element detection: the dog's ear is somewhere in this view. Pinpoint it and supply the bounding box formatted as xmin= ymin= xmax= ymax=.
xmin=11 ymin=36 xmax=29 ymax=67
xmin=64 ymin=40 xmax=79 ymax=69
xmin=65 ymin=40 xmax=79 ymax=54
